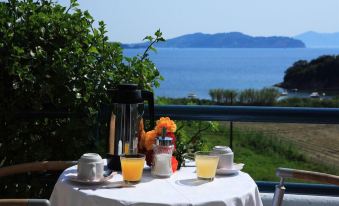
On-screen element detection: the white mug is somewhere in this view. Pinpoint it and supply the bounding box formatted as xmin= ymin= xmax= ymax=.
xmin=211 ymin=146 xmax=234 ymax=169
xmin=77 ymin=153 xmax=104 ymax=180
xmin=218 ymin=152 xmax=234 ymax=169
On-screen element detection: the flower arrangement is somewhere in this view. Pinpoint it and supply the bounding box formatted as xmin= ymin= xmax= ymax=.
xmin=139 ymin=117 xmax=178 ymax=172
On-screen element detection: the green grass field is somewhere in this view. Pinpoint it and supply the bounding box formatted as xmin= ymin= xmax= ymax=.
xmin=182 ymin=121 xmax=339 ymax=182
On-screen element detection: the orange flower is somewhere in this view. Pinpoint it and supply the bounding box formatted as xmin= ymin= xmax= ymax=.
xmin=171 ymin=156 xmax=178 ymax=173
xmin=155 ymin=117 xmax=177 ymax=135
xmin=144 ymin=130 xmax=158 ymax=151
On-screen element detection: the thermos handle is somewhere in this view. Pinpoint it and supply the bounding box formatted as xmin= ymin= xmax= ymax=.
xmin=141 ymin=90 xmax=155 ymax=130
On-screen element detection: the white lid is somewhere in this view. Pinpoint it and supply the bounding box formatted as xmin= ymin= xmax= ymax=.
xmin=213 ymin=146 xmax=232 ymax=153
xmin=79 ymin=153 xmax=102 ymax=163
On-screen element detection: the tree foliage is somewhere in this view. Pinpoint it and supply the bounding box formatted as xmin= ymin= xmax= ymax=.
xmin=208 ymin=88 xmax=279 ymax=105
xmin=281 ymin=55 xmax=339 ymax=90
xmin=0 ymin=0 xmax=163 ymax=197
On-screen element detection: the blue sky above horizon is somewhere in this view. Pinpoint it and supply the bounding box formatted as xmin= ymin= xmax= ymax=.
xmin=57 ymin=0 xmax=339 ymax=43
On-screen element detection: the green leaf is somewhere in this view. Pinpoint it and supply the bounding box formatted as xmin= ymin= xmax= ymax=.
xmin=149 ymin=46 xmax=157 ymax=53
xmin=83 ymin=10 xmax=92 ymax=19
xmin=71 ymin=0 xmax=80 ymax=7
xmin=155 ymin=29 xmax=162 ymax=37
xmin=88 ymin=46 xmax=98 ymax=53
xmin=157 ymin=37 xmax=165 ymax=42
xmin=143 ymin=36 xmax=153 ymax=42
xmin=98 ymin=21 xmax=105 ymax=27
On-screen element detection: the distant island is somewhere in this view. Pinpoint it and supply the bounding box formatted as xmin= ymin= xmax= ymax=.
xmin=294 ymin=31 xmax=339 ymax=48
xmin=277 ymin=55 xmax=339 ymax=90
xmin=123 ymin=32 xmax=305 ymax=48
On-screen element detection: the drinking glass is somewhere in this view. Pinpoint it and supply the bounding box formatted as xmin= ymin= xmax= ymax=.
xmin=120 ymin=153 xmax=145 ymax=184
xmin=195 ymin=151 xmax=219 ymax=181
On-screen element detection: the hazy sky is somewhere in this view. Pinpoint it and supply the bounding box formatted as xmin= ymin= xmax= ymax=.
xmin=57 ymin=0 xmax=339 ymax=43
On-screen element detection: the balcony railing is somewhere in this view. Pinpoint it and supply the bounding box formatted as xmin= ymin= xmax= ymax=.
xmin=149 ymin=105 xmax=339 ymax=124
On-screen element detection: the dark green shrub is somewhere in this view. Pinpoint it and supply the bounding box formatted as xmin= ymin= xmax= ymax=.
xmin=281 ymin=55 xmax=339 ymax=90
xmin=0 ymin=0 xmax=163 ymax=197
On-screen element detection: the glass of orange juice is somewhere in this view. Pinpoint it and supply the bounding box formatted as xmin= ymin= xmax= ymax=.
xmin=120 ymin=153 xmax=145 ymax=184
xmin=195 ymin=151 xmax=219 ymax=181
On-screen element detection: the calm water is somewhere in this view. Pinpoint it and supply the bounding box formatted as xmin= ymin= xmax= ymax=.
xmin=124 ymin=48 xmax=339 ymax=99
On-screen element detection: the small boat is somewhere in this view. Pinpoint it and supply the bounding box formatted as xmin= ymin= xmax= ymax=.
xmin=280 ymin=90 xmax=288 ymax=96
xmin=187 ymin=93 xmax=197 ymax=99
xmin=309 ymin=92 xmax=320 ymax=98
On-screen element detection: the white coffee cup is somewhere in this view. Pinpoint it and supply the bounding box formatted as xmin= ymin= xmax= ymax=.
xmin=77 ymin=153 xmax=104 ymax=180
xmin=211 ymin=146 xmax=234 ymax=169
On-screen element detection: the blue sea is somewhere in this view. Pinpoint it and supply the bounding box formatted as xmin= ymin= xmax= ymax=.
xmin=124 ymin=48 xmax=339 ymax=99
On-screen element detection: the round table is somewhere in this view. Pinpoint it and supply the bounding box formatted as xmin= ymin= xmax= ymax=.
xmin=50 ymin=162 xmax=263 ymax=206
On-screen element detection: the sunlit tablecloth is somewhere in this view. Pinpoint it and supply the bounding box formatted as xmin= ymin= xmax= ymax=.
xmin=50 ymin=161 xmax=263 ymax=206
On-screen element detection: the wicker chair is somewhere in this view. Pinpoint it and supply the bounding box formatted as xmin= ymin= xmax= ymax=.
xmin=272 ymin=167 xmax=339 ymax=206
xmin=0 ymin=161 xmax=77 ymax=206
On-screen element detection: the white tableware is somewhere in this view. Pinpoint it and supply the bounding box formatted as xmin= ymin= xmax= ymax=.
xmin=216 ymin=163 xmax=244 ymax=175
xmin=68 ymin=171 xmax=116 ymax=185
xmin=77 ymin=153 xmax=104 ymax=181
xmin=211 ymin=146 xmax=234 ymax=169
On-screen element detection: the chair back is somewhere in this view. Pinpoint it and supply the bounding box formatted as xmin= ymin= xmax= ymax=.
xmin=272 ymin=167 xmax=339 ymax=206
xmin=0 ymin=161 xmax=77 ymax=205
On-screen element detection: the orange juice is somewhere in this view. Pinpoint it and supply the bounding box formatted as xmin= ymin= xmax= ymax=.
xmin=124 ymin=143 xmax=129 ymax=154
xmin=120 ymin=154 xmax=145 ymax=183
xmin=195 ymin=152 xmax=219 ymax=180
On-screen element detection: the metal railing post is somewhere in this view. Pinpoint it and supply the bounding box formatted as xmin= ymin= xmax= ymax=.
xmin=272 ymin=178 xmax=286 ymax=206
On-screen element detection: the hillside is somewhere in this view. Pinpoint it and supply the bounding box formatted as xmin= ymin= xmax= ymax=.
xmin=123 ymin=32 xmax=305 ymax=48
xmin=278 ymin=55 xmax=339 ymax=90
xmin=294 ymin=31 xmax=339 ymax=48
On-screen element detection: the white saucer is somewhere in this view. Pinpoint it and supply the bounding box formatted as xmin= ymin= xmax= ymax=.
xmin=216 ymin=163 xmax=244 ymax=175
xmin=67 ymin=171 xmax=116 ymax=185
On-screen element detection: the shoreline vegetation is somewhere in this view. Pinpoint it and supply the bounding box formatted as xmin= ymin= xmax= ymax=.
xmin=156 ymin=87 xmax=339 ymax=108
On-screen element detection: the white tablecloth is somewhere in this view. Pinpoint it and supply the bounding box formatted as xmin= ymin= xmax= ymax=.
xmin=50 ymin=162 xmax=263 ymax=206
